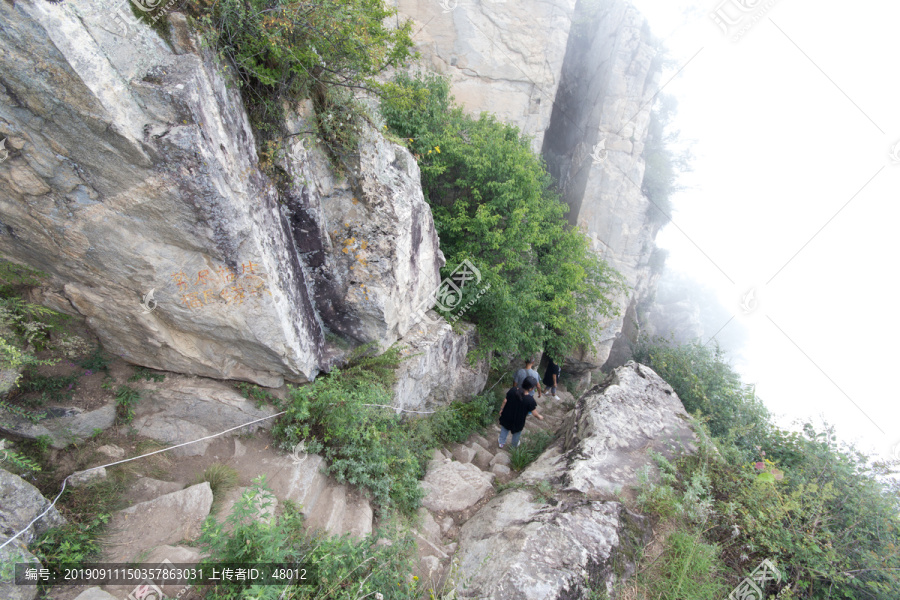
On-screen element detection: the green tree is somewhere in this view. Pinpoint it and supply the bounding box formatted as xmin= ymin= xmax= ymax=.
xmin=381 ymin=74 xmax=624 ymax=361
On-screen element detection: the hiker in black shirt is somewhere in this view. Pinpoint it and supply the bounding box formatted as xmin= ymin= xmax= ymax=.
xmin=498 ymin=376 xmax=544 ymax=449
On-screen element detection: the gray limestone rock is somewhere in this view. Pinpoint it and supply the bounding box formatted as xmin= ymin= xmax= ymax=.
xmin=68 ymin=467 xmax=106 ymax=488
xmin=393 ymin=317 xmax=488 ymax=412
xmin=0 ymin=467 xmax=66 ymax=545
xmin=103 ymin=482 xmax=213 ymax=563
xmin=421 ymin=460 xmax=494 ymax=513
xmin=0 ymin=403 xmax=116 ymax=449
xmin=450 ymin=362 xmax=691 ymax=597
xmin=130 ymin=375 xmax=277 ymax=456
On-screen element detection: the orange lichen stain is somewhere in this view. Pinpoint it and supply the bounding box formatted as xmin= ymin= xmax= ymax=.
xmin=360 ymin=241 xmax=368 ymax=250
xmin=352 ymin=197 xmax=358 ymax=204
xmin=342 ymin=248 xmax=349 ymax=254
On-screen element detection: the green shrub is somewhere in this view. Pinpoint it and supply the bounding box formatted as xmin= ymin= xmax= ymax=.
xmin=114 ymin=385 xmax=140 ymax=423
xmin=509 ymin=430 xmax=553 ymax=471
xmin=128 ymin=366 xmax=165 ymax=383
xmin=0 ymin=261 xmax=68 ymax=377
xmin=641 ymin=94 xmax=692 ymax=226
xmin=629 ymin=340 xmax=900 ymax=598
xmin=197 ymin=477 xmax=420 ymax=600
xmin=17 ymin=372 xmax=79 ymax=405
xmin=187 ymin=0 xmax=416 ymax=164
xmin=78 ymin=346 xmax=109 ymax=373
xmin=235 ymin=381 xmax=282 ymax=409
xmin=274 ymin=345 xmax=505 ymax=515
xmin=642 ymin=530 xmax=728 ymax=599
xmin=381 ymin=73 xmax=624 ymax=363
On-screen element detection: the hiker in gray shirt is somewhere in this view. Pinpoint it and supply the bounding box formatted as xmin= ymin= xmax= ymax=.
xmin=514 ymin=357 xmax=543 ymax=399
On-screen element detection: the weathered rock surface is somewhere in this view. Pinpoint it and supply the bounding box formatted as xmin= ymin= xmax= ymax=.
xmin=454 ymin=490 xmax=649 ymax=599
xmin=560 ymin=361 xmax=695 ymax=495
xmin=542 ymin=0 xmax=663 ymax=373
xmin=121 ymin=477 xmax=184 ymax=506
xmin=396 ymin=0 xmax=578 ymax=153
xmin=0 ymin=544 xmax=41 ymax=600
xmin=449 ymin=363 xmax=692 ymax=597
xmin=0 ymin=403 xmax=116 ymax=448
xmin=0 ymin=1 xmax=444 ymax=387
xmin=0 ymin=467 xmax=66 ymax=545
xmin=393 ymin=316 xmax=489 ymax=412
xmin=69 ymin=466 xmax=106 ymax=487
xmin=421 ymin=455 xmax=494 ymax=513
xmin=130 ymin=375 xmax=277 ymax=456
xmin=103 ymin=482 xmax=213 ymax=563
xmin=73 ymin=588 xmax=118 ymax=600
xmin=0 ymin=467 xmax=64 ymax=600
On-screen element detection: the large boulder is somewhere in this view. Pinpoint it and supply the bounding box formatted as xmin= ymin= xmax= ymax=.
xmin=0 ymin=467 xmax=66 ymax=545
xmin=395 ymin=0 xmax=578 ymax=154
xmin=454 ymin=490 xmax=649 ymax=599
xmin=0 ymin=403 xmax=116 ymax=449
xmin=449 ymin=362 xmax=694 ymax=597
xmin=0 ymin=1 xmax=443 ymax=386
xmin=393 ymin=315 xmax=489 ymax=412
xmin=0 ymin=467 xmax=66 ymax=600
xmin=130 ymin=375 xmax=277 ymax=456
xmin=421 ymin=455 xmax=494 ymax=513
xmin=103 ymin=482 xmax=213 ymax=563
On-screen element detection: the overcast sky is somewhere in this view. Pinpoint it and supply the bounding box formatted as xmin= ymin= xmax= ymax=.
xmin=627 ymin=0 xmax=900 ymax=459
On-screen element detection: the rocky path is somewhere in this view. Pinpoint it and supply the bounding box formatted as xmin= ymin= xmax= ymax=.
xmin=411 ymin=387 xmax=576 ymax=591
xmin=50 ymin=383 xmax=576 ymax=600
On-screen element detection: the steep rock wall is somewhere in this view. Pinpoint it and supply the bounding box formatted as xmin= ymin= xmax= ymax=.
xmin=397 ymin=0 xmax=664 ymax=382
xmin=394 ymin=0 xmax=577 ymax=154
xmin=541 ymin=0 xmax=663 ymax=379
xmin=0 ymin=1 xmax=451 ymax=391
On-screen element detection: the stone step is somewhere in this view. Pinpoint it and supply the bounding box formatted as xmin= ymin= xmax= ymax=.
xmin=342 ymin=488 xmax=374 ymax=538
xmin=304 ymin=484 xmax=347 ymax=536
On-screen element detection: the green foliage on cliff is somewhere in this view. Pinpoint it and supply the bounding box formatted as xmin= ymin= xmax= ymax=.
xmin=630 ymin=339 xmax=900 ymax=599
xmin=0 ymin=261 xmax=63 ymax=381
xmin=273 ymin=344 xmax=501 ymax=514
xmin=188 ymin=0 xmax=416 ymax=163
xmin=641 ymin=94 xmax=692 ymax=226
xmin=380 ymin=73 xmax=625 ymax=362
xmin=197 ymin=478 xmax=422 ymax=599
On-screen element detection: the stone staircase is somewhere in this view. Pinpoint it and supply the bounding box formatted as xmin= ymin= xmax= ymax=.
xmin=84 ymin=385 xmax=574 ymax=598
xmin=411 ymin=386 xmax=576 ymax=590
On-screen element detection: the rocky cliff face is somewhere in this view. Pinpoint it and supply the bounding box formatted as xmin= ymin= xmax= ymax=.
xmin=0 ymin=0 xmax=461 ymax=394
xmin=393 ymin=0 xmax=577 ymax=154
xmin=449 ymin=362 xmax=695 ymax=598
xmin=398 ymin=0 xmax=664 ymax=383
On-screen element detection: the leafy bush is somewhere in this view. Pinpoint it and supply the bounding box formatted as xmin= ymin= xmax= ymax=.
xmin=509 ymin=430 xmax=553 ymax=471
xmin=381 ymin=73 xmax=625 ymax=363
xmin=274 ymin=345 xmax=503 ymax=514
xmin=17 ymin=372 xmax=79 ymax=405
xmin=198 ymin=477 xmax=420 ymax=600
xmin=629 ymin=339 xmax=900 ymax=599
xmin=187 ymin=0 xmax=416 ymax=163
xmin=78 ymin=346 xmax=109 ymax=373
xmin=114 ymin=385 xmax=140 ymax=423
xmin=128 ymin=366 xmax=165 ymax=383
